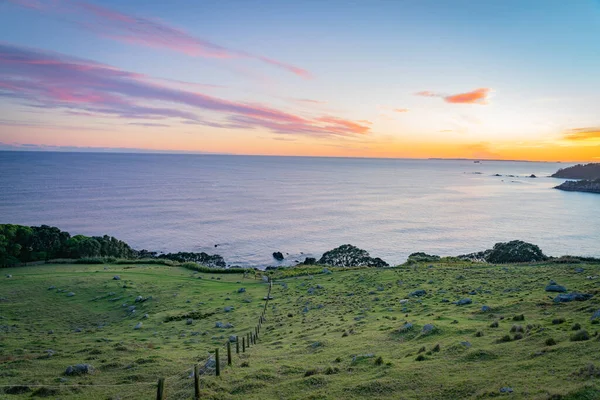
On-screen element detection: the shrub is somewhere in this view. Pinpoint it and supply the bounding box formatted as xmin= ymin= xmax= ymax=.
xmin=572 ymin=323 xmax=582 ymax=331
xmin=545 ymin=338 xmax=557 ymax=346
xmin=475 ymin=331 xmax=484 ymax=337
xmin=304 ymin=369 xmax=318 ymax=377
xmin=513 ymin=314 xmax=525 ymax=321
xmin=490 ymin=320 xmax=499 ymax=328
xmin=513 ymin=333 xmax=524 ymax=340
xmin=552 ymin=318 xmax=565 ymax=325
xmin=570 ymin=330 xmax=590 ymax=342
xmin=496 ymin=335 xmax=511 ymax=343
xmin=415 ymin=354 xmax=426 ymax=361
xmin=432 ymin=344 xmax=441 ymax=352
xmin=510 ymin=325 xmax=524 ymax=333
xmin=374 ymin=356 xmax=384 ymax=366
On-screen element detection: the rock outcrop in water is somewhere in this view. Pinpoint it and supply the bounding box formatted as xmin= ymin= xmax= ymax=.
xmin=272 ymin=252 xmax=284 ymax=261
xmin=318 ymin=244 xmax=388 ymax=268
xmin=459 ymin=240 xmax=547 ymax=264
xmin=554 ymin=179 xmax=600 ymax=194
xmin=551 ymin=163 xmax=600 ymax=180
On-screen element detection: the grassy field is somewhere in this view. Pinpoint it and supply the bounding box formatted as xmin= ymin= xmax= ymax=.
xmin=1 ymin=261 xmax=600 ymax=399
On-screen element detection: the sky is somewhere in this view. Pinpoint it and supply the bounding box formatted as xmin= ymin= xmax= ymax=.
xmin=0 ymin=0 xmax=599 ymax=161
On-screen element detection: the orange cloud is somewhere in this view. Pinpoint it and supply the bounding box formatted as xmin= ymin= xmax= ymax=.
xmin=393 ymin=108 xmax=409 ymax=113
xmin=415 ymin=88 xmax=492 ymax=105
xmin=563 ymin=127 xmax=600 ymax=141
xmin=444 ymin=88 xmax=491 ymax=104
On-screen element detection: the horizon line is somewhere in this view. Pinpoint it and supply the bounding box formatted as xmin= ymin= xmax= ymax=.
xmin=0 ymin=148 xmax=592 ymax=164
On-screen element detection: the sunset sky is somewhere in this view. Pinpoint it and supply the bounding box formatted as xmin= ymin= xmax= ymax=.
xmin=1 ymin=0 xmax=599 ymax=161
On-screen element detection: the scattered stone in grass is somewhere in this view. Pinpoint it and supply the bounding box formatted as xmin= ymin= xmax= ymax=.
xmin=224 ymin=306 xmax=234 ymax=312
xmin=215 ymin=321 xmax=223 ymax=328
xmin=552 ymin=318 xmax=565 ymax=325
xmin=545 ymin=338 xmax=557 ymax=346
xmin=48 ymin=330 xmax=54 ymax=334
xmin=6 ymin=274 xmax=12 ymax=278
xmin=591 ymin=310 xmax=600 ymax=321
xmin=422 ymin=324 xmax=436 ymax=334
xmin=410 ymin=290 xmax=427 ymax=297
xmin=186 ymin=319 xmax=193 ymax=325
xmin=238 ymin=288 xmax=246 ymax=293
xmin=143 ymin=314 xmax=149 ymax=319
xmin=499 ymin=387 xmax=513 ymax=394
xmin=513 ymin=333 xmax=523 ymax=340
xmin=304 ymin=369 xmax=318 ymax=377
xmin=513 ymin=314 xmax=525 ymax=321
xmin=48 ymin=286 xmax=56 ymax=290
xmin=572 ymin=323 xmax=582 ymax=331
xmin=570 ymin=330 xmax=590 ymax=342
xmin=415 ymin=354 xmax=426 ymax=361
xmin=113 ymin=276 xmax=120 ymax=280
xmin=240 ymin=361 xmax=250 ymax=367
xmin=454 ymin=298 xmax=472 ymax=306
xmin=554 ymin=293 xmax=594 ymax=303
xmin=398 ymin=322 xmax=413 ymax=333
xmin=490 ymin=321 xmax=499 ymax=329
xmin=572 ymin=363 xmax=600 ymax=379
xmin=229 ymin=336 xmax=237 ymax=342
xmin=224 ymin=323 xmax=234 ymax=329
xmin=481 ymin=305 xmax=491 ymax=312
xmin=134 ymin=322 xmax=142 ymax=330
xmin=65 ymin=364 xmax=94 ymax=375
xmin=545 ymin=283 xmax=567 ymax=293
xmin=575 ymin=267 xmax=584 ymax=273
xmin=67 ymin=292 xmax=75 ymax=297
xmin=475 ymin=331 xmax=484 ymax=337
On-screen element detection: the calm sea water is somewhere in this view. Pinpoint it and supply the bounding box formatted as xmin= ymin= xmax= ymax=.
xmin=0 ymin=151 xmax=598 ymax=267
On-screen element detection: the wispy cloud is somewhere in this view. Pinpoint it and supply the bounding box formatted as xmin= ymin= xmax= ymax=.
xmin=415 ymin=88 xmax=492 ymax=105
xmin=0 ymin=43 xmax=368 ymax=137
xmin=293 ymin=98 xmax=327 ymax=104
xmin=393 ymin=108 xmax=409 ymax=113
xmin=563 ymin=127 xmax=600 ymax=141
xmin=5 ymin=0 xmax=310 ymax=78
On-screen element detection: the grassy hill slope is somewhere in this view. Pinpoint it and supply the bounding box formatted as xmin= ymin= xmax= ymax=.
xmin=1 ymin=261 xmax=600 ymax=399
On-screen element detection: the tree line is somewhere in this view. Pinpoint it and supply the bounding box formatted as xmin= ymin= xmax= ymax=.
xmin=0 ymin=224 xmax=134 ymax=267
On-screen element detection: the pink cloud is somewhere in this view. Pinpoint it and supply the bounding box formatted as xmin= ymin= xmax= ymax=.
xmin=0 ymin=43 xmax=365 ymax=137
xmin=5 ymin=0 xmax=310 ymax=78
xmin=415 ymin=88 xmax=492 ymax=105
xmin=393 ymin=108 xmax=409 ymax=113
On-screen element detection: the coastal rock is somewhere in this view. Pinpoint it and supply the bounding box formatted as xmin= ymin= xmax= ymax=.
xmin=272 ymin=252 xmax=284 ymax=261
xmin=458 ymin=240 xmax=547 ymax=263
xmin=318 ymin=244 xmax=389 ymax=268
xmin=157 ymin=252 xmax=226 ymax=268
xmin=545 ymin=284 xmax=567 ymax=293
xmin=554 ymin=293 xmax=593 ymax=303
xmin=555 ymin=178 xmax=600 ymax=194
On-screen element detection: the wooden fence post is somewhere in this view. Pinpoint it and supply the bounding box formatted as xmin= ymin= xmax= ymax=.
xmin=194 ymin=365 xmax=200 ymax=400
xmin=242 ymin=336 xmax=246 ymax=352
xmin=236 ymin=336 xmax=240 ymax=354
xmin=156 ymin=377 xmax=165 ymax=400
xmin=227 ymin=341 xmax=232 ymax=366
xmin=215 ymin=348 xmax=220 ymax=377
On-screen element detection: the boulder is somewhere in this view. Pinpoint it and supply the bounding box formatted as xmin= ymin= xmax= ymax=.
xmin=224 ymin=306 xmax=234 ymax=312
xmin=134 ymin=322 xmax=142 ymax=330
xmin=398 ymin=322 xmax=413 ymax=333
xmin=237 ymin=288 xmax=246 ymax=293
xmin=67 ymin=292 xmax=75 ymax=297
xmin=322 ymin=267 xmax=331 ymax=274
xmin=215 ymin=321 xmax=223 ymax=328
xmin=554 ymin=293 xmax=593 ymax=303
xmin=545 ymin=284 xmax=567 ymax=293
xmin=302 ymin=257 xmax=317 ymax=265
xmin=410 ymin=290 xmax=427 ymax=297
xmin=224 ymin=323 xmax=234 ymax=329
xmin=318 ymin=244 xmax=389 ymax=268
xmin=272 ymin=252 xmax=284 ymax=261
xmin=422 ymin=324 xmax=436 ymax=334
xmin=65 ymin=364 xmax=94 ymax=376
xmin=5 ymin=274 xmax=12 ymax=278
xmin=229 ymin=335 xmax=237 ymax=343
xmin=454 ymin=298 xmax=472 ymax=306
xmin=481 ymin=305 xmax=491 ymax=312
xmin=186 ymin=319 xmax=193 ymax=325
xmin=113 ymin=276 xmax=121 ymax=280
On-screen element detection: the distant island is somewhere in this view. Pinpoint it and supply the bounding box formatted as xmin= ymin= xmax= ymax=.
xmin=551 ymin=163 xmax=600 ymax=180
xmin=551 ymin=163 xmax=600 ymax=194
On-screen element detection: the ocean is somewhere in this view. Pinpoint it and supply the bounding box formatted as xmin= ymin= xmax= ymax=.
xmin=0 ymin=151 xmax=598 ymax=267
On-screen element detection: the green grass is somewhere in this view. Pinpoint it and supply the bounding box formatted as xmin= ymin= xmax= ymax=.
xmin=1 ymin=261 xmax=600 ymax=399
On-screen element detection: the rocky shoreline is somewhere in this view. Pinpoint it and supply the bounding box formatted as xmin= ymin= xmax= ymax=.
xmin=555 ymin=179 xmax=600 ymax=194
